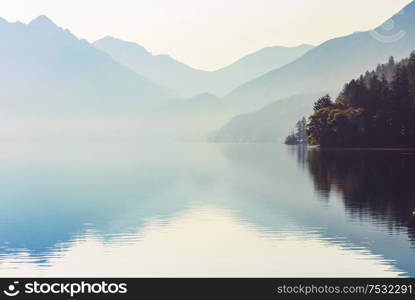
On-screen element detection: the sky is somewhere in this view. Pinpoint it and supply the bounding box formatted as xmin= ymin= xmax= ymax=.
xmin=0 ymin=0 xmax=412 ymax=71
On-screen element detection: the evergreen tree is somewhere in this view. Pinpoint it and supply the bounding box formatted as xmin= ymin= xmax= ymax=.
xmin=408 ymin=52 xmax=415 ymax=103
xmin=285 ymin=117 xmax=308 ymax=145
xmin=313 ymin=94 xmax=332 ymax=111
xmin=295 ymin=117 xmax=307 ymax=144
xmin=306 ymin=51 xmax=415 ymax=148
xmin=285 ymin=132 xmax=298 ymax=145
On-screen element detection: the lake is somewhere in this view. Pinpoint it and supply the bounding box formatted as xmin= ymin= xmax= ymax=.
xmin=0 ymin=141 xmax=414 ymax=277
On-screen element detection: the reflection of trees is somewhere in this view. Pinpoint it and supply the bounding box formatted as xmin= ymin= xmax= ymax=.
xmin=305 ymin=148 xmax=415 ymax=233
xmin=287 ymin=145 xmax=307 ymax=169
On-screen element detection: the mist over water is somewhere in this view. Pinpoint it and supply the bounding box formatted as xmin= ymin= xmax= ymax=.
xmin=0 ymin=114 xmax=232 ymax=142
xmin=0 ymin=140 xmax=413 ymax=277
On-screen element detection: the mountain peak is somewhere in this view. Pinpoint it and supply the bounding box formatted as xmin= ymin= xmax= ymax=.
xmin=376 ymin=0 xmax=415 ymax=31
xmin=96 ymin=36 xmax=147 ymax=48
xmin=29 ymin=15 xmax=57 ymax=28
xmin=94 ymin=36 xmax=150 ymax=55
xmin=97 ymin=35 xmax=119 ymax=42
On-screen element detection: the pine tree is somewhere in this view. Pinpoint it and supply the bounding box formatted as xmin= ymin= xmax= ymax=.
xmin=408 ymin=51 xmax=415 ymax=103
xmin=306 ymin=52 xmax=415 ymax=148
xmin=285 ymin=117 xmax=308 ymax=145
xmin=313 ymin=94 xmax=332 ymax=111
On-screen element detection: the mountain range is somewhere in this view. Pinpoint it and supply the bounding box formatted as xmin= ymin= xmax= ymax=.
xmin=0 ymin=15 xmax=171 ymax=116
xmin=223 ymin=0 xmax=415 ymax=113
xmin=2 ymin=1 xmax=415 ymax=141
xmin=210 ymin=93 xmax=325 ymax=143
xmin=93 ymin=37 xmax=313 ymax=98
xmin=0 ymin=14 xmax=314 ymax=118
xmin=213 ymin=0 xmax=415 ymax=142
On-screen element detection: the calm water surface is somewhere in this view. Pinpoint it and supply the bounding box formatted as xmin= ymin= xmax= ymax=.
xmin=0 ymin=141 xmax=414 ymax=277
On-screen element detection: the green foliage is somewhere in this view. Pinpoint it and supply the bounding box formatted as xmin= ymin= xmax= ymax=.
xmin=307 ymin=51 xmax=415 ymax=148
xmin=313 ymin=94 xmax=333 ymax=111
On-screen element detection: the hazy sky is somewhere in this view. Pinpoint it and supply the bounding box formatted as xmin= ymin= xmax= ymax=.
xmin=0 ymin=0 xmax=412 ymax=70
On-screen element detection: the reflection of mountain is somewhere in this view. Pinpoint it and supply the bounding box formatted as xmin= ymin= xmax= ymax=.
xmin=305 ymin=149 xmax=415 ymax=233
xmin=0 ymin=153 xmax=191 ymax=258
xmin=3 ymin=142 xmax=415 ymax=276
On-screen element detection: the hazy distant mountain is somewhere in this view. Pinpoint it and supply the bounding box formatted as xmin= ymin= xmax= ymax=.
xmin=0 ymin=16 xmax=171 ymax=116
xmin=225 ymin=0 xmax=415 ymax=113
xmin=93 ymin=36 xmax=313 ymax=97
xmin=93 ymin=36 xmax=207 ymax=98
xmin=212 ymin=44 xmax=314 ymax=96
xmin=211 ymin=93 xmax=323 ymax=143
xmin=164 ymin=93 xmax=222 ymax=112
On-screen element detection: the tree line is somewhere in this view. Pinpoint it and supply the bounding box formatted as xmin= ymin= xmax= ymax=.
xmin=285 ymin=117 xmax=307 ymax=145
xmin=303 ymin=51 xmax=415 ymax=148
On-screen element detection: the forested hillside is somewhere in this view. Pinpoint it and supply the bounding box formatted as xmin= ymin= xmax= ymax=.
xmin=307 ymin=52 xmax=415 ymax=148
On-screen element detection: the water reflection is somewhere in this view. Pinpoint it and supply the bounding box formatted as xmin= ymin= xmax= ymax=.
xmin=284 ymin=146 xmax=415 ymax=276
xmin=0 ymin=141 xmax=413 ymax=277
xmin=0 ymin=205 xmax=402 ymax=277
xmin=287 ymin=145 xmax=308 ymax=168
xmin=304 ymin=148 xmax=415 ymax=235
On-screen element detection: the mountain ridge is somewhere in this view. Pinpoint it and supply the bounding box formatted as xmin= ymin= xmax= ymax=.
xmin=223 ymin=0 xmax=415 ymax=113
xmin=213 ymin=0 xmax=415 ymax=143
xmin=93 ymin=37 xmax=313 ymax=97
xmin=0 ymin=16 xmax=172 ymax=116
